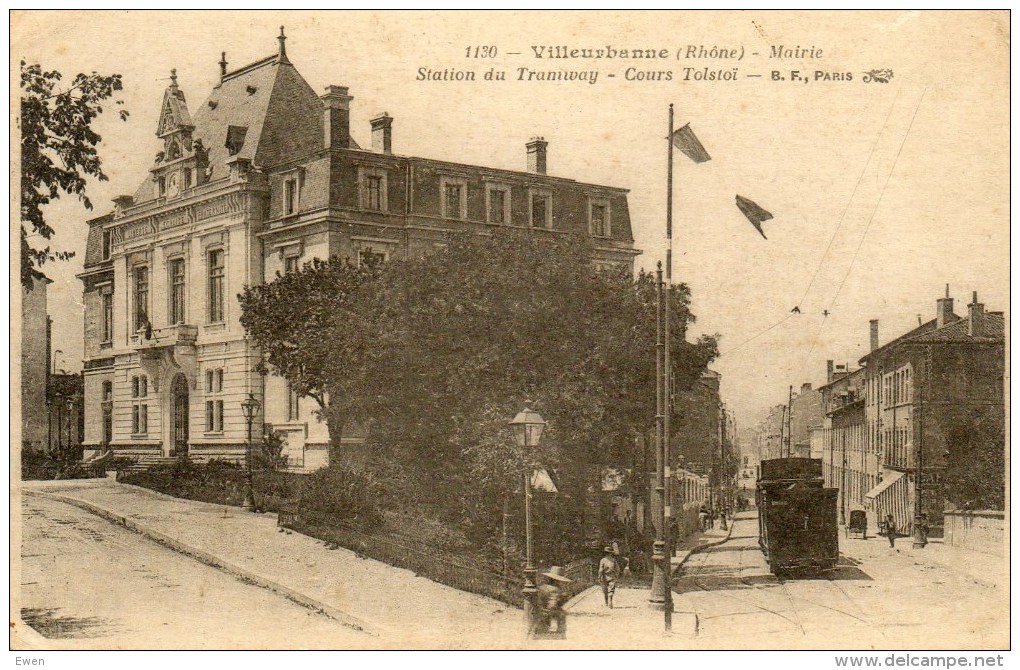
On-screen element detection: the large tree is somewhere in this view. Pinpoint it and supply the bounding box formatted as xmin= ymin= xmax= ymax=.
xmin=20 ymin=61 xmax=128 ymax=287
xmin=239 ymin=230 xmax=718 ymax=560
xmin=238 ymin=256 xmax=382 ymax=462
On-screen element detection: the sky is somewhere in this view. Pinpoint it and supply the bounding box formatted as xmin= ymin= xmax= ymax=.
xmin=13 ymin=10 xmax=1010 ymax=436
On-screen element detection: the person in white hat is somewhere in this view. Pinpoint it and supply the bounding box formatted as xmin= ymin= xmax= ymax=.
xmin=598 ymin=546 xmax=620 ymax=609
xmin=534 ymin=566 xmax=572 ymax=637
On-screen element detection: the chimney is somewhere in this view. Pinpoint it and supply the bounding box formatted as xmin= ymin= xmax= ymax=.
xmin=370 ymin=113 xmax=393 ymax=154
xmin=321 ymin=85 xmax=353 ymax=150
xmin=826 ymin=359 xmax=834 ymax=384
xmin=219 ymin=52 xmax=228 ymax=82
xmin=936 ymin=284 xmax=955 ymax=329
xmin=800 ymin=382 xmax=812 ymax=395
xmin=869 ymin=319 xmax=879 ymax=352
xmin=967 ymin=291 xmax=985 ymax=337
xmin=526 ymin=137 xmax=548 ymax=175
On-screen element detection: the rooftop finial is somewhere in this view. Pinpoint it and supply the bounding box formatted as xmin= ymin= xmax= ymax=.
xmin=219 ymin=52 xmax=228 ymax=78
xmin=277 ymin=25 xmax=289 ymax=63
xmin=170 ymin=68 xmax=178 ymax=87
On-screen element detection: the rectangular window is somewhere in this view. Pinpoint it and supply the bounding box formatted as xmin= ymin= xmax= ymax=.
xmin=284 ymin=255 xmax=300 ymax=274
xmin=169 ymin=258 xmax=186 ymax=325
xmin=101 ymin=380 xmax=113 ymax=445
xmin=358 ymin=249 xmax=387 ymax=268
xmin=205 ymin=400 xmax=224 ymax=431
xmin=208 ymin=249 xmax=225 ymax=322
xmin=287 ymin=381 xmax=300 ymax=422
xmin=133 ymin=266 xmax=149 ymax=331
xmin=441 ymin=178 xmax=467 ymax=219
xmin=102 ymin=230 xmax=112 ymax=260
xmin=139 ymin=376 xmax=147 ymax=398
xmin=183 ymin=168 xmax=193 ymax=190
xmin=486 ymin=186 xmax=509 ymax=224
xmin=358 ymin=167 xmax=388 ymax=212
xmin=205 ymin=368 xmax=225 ymax=432
xmin=158 ymin=176 xmax=166 ymax=197
xmin=589 ymin=202 xmax=610 ymax=237
xmin=530 ymin=192 xmax=551 ymax=229
xmin=366 ymin=175 xmax=383 ymax=211
xmin=284 ymin=178 xmax=298 ymax=216
xmin=132 ymin=404 xmax=148 ymax=434
xmin=101 ymin=292 xmax=113 ymax=343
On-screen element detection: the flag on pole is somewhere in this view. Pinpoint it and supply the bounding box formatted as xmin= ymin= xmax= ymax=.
xmin=671 ymin=123 xmax=711 ymax=163
xmin=735 ymin=195 xmax=774 ymax=239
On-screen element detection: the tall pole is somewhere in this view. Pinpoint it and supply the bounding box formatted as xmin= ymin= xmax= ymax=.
xmin=786 ymin=385 xmax=794 ymax=458
xmin=649 ymin=263 xmax=667 ymax=610
xmin=242 ymin=411 xmax=255 ymax=511
xmin=523 ymin=468 xmax=537 ymax=634
xmin=913 ymin=346 xmax=930 ymax=548
xmin=662 ymin=102 xmax=675 ymax=629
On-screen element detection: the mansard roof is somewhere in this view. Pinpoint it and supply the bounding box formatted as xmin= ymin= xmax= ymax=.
xmin=132 ymin=51 xmax=356 ymax=203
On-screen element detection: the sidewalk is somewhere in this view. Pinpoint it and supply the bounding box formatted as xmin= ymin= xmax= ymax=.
xmin=21 ymin=479 xmax=521 ymax=649
xmin=560 ymin=517 xmax=735 ymax=648
xmin=838 ymin=528 xmax=1007 ymax=591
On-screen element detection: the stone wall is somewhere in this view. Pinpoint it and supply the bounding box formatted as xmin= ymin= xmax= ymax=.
xmin=943 ymin=510 xmax=1004 ymax=556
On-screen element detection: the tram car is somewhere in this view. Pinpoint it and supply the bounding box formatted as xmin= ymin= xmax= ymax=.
xmin=756 ymin=458 xmax=839 ymax=576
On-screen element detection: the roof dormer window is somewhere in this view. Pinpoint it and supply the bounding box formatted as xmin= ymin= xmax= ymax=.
xmin=226 ymin=125 xmax=247 ymax=156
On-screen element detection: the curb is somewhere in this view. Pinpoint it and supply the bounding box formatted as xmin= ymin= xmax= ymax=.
xmin=565 ymin=521 xmax=738 ymax=613
xmin=24 ymin=489 xmax=380 ymax=637
xmin=673 ymin=519 xmax=737 ymax=573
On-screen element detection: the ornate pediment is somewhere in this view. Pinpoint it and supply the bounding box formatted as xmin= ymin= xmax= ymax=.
xmin=156 ymin=69 xmax=194 ymax=139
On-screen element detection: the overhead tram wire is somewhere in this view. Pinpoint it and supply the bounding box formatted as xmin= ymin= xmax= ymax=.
xmin=793 ymin=89 xmax=903 ymax=311
xmin=719 ymin=93 xmax=902 ymax=359
xmin=792 ymin=87 xmax=929 ymax=381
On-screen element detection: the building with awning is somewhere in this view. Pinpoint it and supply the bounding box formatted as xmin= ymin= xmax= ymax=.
xmin=864 ymin=470 xmax=909 ymax=532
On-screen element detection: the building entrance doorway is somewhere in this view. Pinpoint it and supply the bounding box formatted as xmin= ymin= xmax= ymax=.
xmin=170 ymin=373 xmax=189 ymax=457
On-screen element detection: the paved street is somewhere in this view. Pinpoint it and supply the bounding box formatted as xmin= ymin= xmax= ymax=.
xmin=18 ymin=495 xmax=369 ymax=649
xmin=675 ymin=513 xmax=1007 ymax=649
xmin=15 ymin=483 xmax=1007 ymax=650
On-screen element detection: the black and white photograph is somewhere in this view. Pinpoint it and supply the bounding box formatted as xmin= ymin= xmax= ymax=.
xmin=10 ymin=9 xmax=1010 ymax=658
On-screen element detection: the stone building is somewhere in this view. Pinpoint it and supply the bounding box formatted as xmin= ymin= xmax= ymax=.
xmin=79 ymin=32 xmax=639 ymax=470
xmin=20 ymin=278 xmax=50 ymax=452
xmin=818 ymin=364 xmax=871 ymax=526
xmin=859 ymin=288 xmax=1005 ymax=534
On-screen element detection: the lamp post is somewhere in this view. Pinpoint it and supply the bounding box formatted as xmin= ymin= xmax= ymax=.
xmin=240 ymin=393 xmax=261 ymax=512
xmin=510 ymin=404 xmax=545 ymax=638
xmin=65 ymin=395 xmax=76 ymax=461
xmin=45 ymin=397 xmax=53 ymax=455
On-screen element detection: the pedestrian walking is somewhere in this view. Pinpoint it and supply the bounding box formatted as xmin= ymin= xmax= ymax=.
xmin=883 ymin=514 xmax=898 ymax=548
xmin=598 ymin=546 xmax=620 ymax=609
xmin=698 ymin=507 xmax=708 ymax=531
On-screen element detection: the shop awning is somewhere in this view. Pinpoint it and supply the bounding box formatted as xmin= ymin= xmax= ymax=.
xmin=864 ymin=470 xmax=906 ymax=501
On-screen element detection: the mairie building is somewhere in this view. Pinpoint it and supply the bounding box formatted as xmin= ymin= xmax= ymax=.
xmin=79 ymin=31 xmax=639 ymax=471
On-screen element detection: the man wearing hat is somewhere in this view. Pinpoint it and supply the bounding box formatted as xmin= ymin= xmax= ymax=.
xmin=534 ymin=566 xmax=571 ymax=638
xmin=598 ymin=546 xmax=621 ymax=609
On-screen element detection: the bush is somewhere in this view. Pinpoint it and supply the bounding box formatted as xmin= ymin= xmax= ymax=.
xmin=122 ymin=459 xmax=302 ymax=512
xmin=21 ymin=446 xmax=60 ymax=480
xmin=299 ymin=465 xmax=383 ymax=530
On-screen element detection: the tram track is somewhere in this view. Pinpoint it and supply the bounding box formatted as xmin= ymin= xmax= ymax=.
xmin=678 ymin=519 xmax=880 ymax=639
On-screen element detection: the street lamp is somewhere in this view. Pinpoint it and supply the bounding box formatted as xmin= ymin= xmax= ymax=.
xmin=240 ymin=393 xmax=261 ymax=512
xmin=64 ymin=395 xmax=76 ymax=461
xmin=510 ymin=404 xmax=545 ymax=637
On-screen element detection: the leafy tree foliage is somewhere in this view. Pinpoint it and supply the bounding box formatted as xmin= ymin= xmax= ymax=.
xmin=238 ymin=256 xmax=382 ymax=456
xmin=239 ymin=230 xmax=718 ymax=558
xmin=20 ymin=62 xmax=128 ymax=287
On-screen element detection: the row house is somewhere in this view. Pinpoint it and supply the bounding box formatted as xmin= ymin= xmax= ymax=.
xmin=817 ymin=288 xmax=1004 ymax=535
xmin=79 ymin=31 xmax=639 ymax=470
xmin=859 ymin=288 xmax=1004 ymax=534
xmin=818 ymin=363 xmax=873 ymax=526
